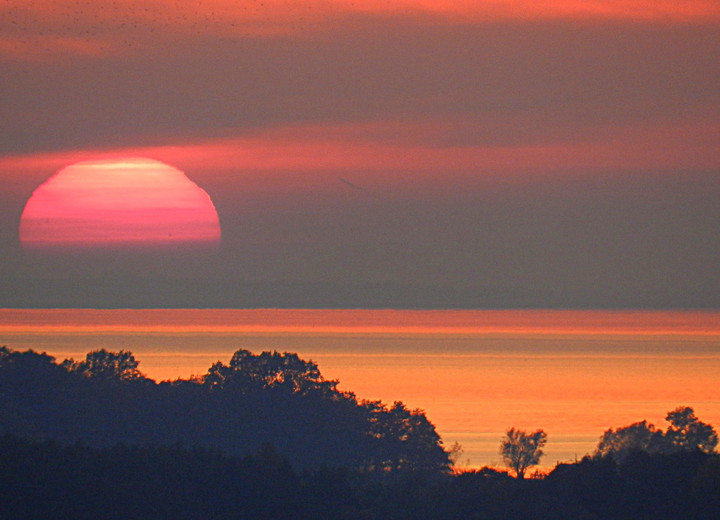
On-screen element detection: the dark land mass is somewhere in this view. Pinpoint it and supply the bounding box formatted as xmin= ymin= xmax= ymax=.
xmin=1 ymin=346 xmax=719 ymax=519
xmin=1 ymin=434 xmax=719 ymax=520
xmin=0 ymin=346 xmax=449 ymax=472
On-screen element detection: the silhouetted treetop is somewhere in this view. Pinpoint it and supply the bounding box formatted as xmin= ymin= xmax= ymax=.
xmin=499 ymin=427 xmax=547 ymax=479
xmin=0 ymin=346 xmax=450 ymax=473
xmin=203 ymin=349 xmax=340 ymax=396
xmin=61 ymin=349 xmax=147 ymax=382
xmin=596 ymin=406 xmax=718 ymax=461
xmin=0 ymin=346 xmax=71 ymax=387
xmin=596 ymin=420 xmax=666 ymax=461
xmin=363 ymin=400 xmax=449 ymax=473
xmin=0 ymin=346 xmax=57 ymax=372
xmin=665 ymin=406 xmax=718 ymax=453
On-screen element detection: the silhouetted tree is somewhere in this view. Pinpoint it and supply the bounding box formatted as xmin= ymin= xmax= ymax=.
xmin=500 ymin=427 xmax=547 ymax=478
xmin=596 ymin=406 xmax=718 ymax=462
xmin=0 ymin=346 xmax=451 ymax=474
xmin=596 ymin=420 xmax=667 ymax=461
xmin=448 ymin=441 xmax=464 ymax=471
xmin=0 ymin=346 xmax=62 ymax=377
xmin=665 ymin=406 xmax=718 ymax=453
xmin=62 ymin=349 xmax=146 ymax=382
xmin=365 ymin=401 xmax=450 ymax=473
xmin=203 ymin=349 xmax=339 ymax=395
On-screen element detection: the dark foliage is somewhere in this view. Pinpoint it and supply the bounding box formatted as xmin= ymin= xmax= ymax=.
xmin=595 ymin=407 xmax=718 ymax=462
xmin=499 ymin=427 xmax=547 ymax=478
xmin=1 ymin=435 xmax=717 ymax=520
xmin=2 ymin=346 xmax=719 ymax=519
xmin=545 ymin=450 xmax=720 ymax=520
xmin=0 ymin=346 xmax=449 ymax=473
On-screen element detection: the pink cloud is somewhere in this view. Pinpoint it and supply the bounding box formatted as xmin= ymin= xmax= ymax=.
xmin=3 ymin=0 xmax=718 ymax=61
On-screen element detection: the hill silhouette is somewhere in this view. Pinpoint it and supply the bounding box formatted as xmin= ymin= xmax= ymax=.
xmin=1 ymin=346 xmax=719 ymax=519
xmin=0 ymin=346 xmax=449 ymax=472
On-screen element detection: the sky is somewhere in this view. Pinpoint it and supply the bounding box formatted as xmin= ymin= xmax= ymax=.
xmin=1 ymin=0 xmax=719 ymax=308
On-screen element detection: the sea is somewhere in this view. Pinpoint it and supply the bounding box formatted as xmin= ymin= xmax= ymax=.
xmin=1 ymin=309 xmax=718 ymax=470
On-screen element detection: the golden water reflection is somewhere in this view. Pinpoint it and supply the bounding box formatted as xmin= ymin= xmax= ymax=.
xmin=1 ymin=309 xmax=718 ymax=469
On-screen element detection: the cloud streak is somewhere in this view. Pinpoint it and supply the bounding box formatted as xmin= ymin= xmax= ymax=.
xmin=2 ymin=13 xmax=718 ymax=155
xmin=1 ymin=1 xmax=719 ymax=308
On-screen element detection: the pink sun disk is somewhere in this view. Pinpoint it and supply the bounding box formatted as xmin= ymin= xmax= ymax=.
xmin=19 ymin=158 xmax=221 ymax=250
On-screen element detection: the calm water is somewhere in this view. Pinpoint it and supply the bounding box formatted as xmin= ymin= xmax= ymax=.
xmin=1 ymin=309 xmax=719 ymax=469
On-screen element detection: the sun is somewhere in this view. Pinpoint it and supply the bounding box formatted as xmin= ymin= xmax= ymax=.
xmin=19 ymin=157 xmax=221 ymax=251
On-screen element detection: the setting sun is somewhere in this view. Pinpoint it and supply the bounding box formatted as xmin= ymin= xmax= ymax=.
xmin=18 ymin=157 xmax=221 ymax=251
xmin=1 ymin=0 xmax=720 ymax=514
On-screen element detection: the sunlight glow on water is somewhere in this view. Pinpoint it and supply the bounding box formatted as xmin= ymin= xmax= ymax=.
xmin=1 ymin=309 xmax=718 ymax=469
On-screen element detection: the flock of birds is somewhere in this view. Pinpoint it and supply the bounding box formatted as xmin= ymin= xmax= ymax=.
xmin=1 ymin=0 xmax=314 ymax=58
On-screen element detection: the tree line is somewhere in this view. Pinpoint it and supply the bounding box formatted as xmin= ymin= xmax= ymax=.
xmin=1 ymin=345 xmax=719 ymax=519
xmin=500 ymin=406 xmax=718 ymax=478
xmin=0 ymin=346 xmax=449 ymax=472
xmin=1 ymin=430 xmax=718 ymax=519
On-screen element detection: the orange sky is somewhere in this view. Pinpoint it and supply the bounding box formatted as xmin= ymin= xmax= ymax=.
xmin=2 ymin=308 xmax=718 ymax=467
xmin=1 ymin=2 xmax=718 ymax=471
xmin=2 ymin=309 xmax=719 ymax=336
